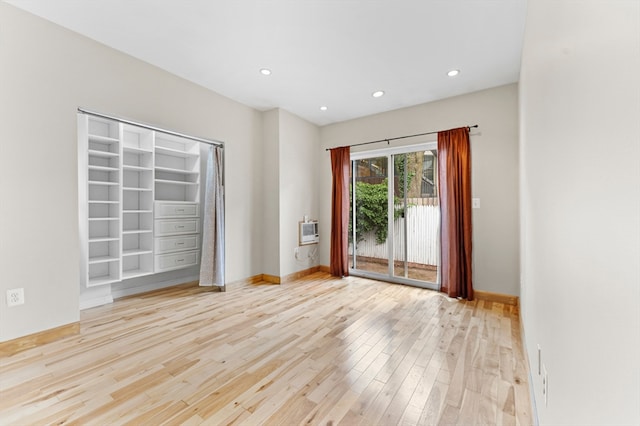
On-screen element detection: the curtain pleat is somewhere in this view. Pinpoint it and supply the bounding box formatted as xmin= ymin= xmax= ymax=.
xmin=437 ymin=128 xmax=473 ymax=300
xmin=199 ymin=145 xmax=225 ymax=288
xmin=330 ymin=147 xmax=350 ymax=277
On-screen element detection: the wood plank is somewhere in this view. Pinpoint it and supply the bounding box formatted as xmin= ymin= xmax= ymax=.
xmin=474 ymin=289 xmax=519 ymax=306
xmin=0 ymin=322 xmax=80 ymax=357
xmin=280 ymin=265 xmax=322 ymax=283
xmin=0 ymin=273 xmax=532 ymax=424
xmin=261 ymin=273 xmax=281 ymax=284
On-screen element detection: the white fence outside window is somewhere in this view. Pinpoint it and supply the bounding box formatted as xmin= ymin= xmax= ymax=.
xmin=352 ymin=204 xmax=440 ymax=266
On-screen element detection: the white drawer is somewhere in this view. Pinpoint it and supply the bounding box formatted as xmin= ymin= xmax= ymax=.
xmin=155 ymin=250 xmax=200 ymax=272
xmin=155 ymin=202 xmax=199 ymax=218
xmin=154 ymin=219 xmax=199 ymax=236
xmin=155 ymin=235 xmax=200 ymax=254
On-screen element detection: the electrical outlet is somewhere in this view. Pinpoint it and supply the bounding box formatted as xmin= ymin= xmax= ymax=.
xmin=6 ymin=288 xmax=24 ymax=307
xmin=542 ymin=364 xmax=549 ymax=406
xmin=294 ymin=247 xmax=299 ymax=257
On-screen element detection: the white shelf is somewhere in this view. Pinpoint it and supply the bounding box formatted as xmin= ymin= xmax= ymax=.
xmin=123 ymin=165 xmax=153 ymax=172
xmin=123 ymin=187 xmax=153 ymax=192
xmin=154 ymin=179 xmax=199 ymax=186
xmin=89 ymin=237 xmax=119 ymax=243
xmin=88 ymin=217 xmax=119 ymax=221
xmin=122 ymin=249 xmax=153 ymax=257
xmin=88 ymin=255 xmax=119 ymax=264
xmin=89 ymin=149 xmax=119 ymax=158
xmin=155 ymin=146 xmax=199 ymax=158
xmin=122 ymin=269 xmax=154 ymax=280
xmin=155 ymin=166 xmax=199 ymax=175
xmin=154 ymin=200 xmax=197 ymax=205
xmin=88 ymin=276 xmax=120 ymax=287
xmin=89 ymin=180 xmax=119 ymax=186
xmin=124 ymin=146 xmax=153 ymax=154
xmin=89 ymin=200 xmax=119 ymax=204
xmin=123 ymin=209 xmax=153 ymax=213
xmin=122 ymin=230 xmax=153 ymax=235
xmin=89 ymin=165 xmax=119 ymax=172
xmin=89 ymin=134 xmax=119 ymax=144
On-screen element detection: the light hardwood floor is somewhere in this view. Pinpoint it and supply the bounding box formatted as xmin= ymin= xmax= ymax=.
xmin=0 ymin=273 xmax=532 ymax=425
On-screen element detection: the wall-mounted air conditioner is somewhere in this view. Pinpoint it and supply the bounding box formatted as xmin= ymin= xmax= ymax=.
xmin=299 ymin=220 xmax=319 ymax=245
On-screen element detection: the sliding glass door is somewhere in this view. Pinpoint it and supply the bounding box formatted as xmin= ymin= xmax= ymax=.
xmin=350 ymin=155 xmax=390 ymax=275
xmin=350 ymin=143 xmax=439 ymax=290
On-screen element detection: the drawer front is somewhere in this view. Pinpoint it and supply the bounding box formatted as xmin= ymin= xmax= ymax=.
xmin=155 ymin=250 xmax=200 ymax=272
xmin=154 ymin=219 xmax=199 ymax=236
xmin=155 ymin=235 xmax=200 ymax=254
xmin=155 ymin=202 xmax=199 ymax=218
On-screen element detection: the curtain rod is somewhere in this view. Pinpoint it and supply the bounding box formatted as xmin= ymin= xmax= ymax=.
xmin=325 ymin=124 xmax=478 ymax=151
xmin=77 ymin=107 xmax=224 ymax=147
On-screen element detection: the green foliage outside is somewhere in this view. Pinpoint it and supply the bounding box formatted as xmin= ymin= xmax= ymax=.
xmin=349 ymin=154 xmax=421 ymax=246
xmin=350 ymin=179 xmax=402 ymax=245
xmin=394 ymin=154 xmax=416 ymax=199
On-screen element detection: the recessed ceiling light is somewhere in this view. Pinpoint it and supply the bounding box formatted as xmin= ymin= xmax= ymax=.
xmin=447 ymin=69 xmax=460 ymax=77
xmin=320 ymin=106 xmax=328 ymax=111
xmin=372 ymin=90 xmax=385 ymax=98
xmin=260 ymin=68 xmax=272 ymax=76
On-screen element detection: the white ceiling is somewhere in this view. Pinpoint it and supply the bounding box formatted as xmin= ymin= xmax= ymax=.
xmin=6 ymin=0 xmax=527 ymax=126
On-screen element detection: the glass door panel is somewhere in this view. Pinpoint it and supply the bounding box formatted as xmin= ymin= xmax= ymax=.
xmin=393 ymin=150 xmax=439 ymax=283
xmin=350 ymin=156 xmax=389 ymax=275
xmin=350 ymin=145 xmax=439 ymax=290
xmin=393 ymin=153 xmax=408 ymax=279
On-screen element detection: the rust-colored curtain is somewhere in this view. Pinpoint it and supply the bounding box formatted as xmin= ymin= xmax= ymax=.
xmin=330 ymin=147 xmax=350 ymax=277
xmin=437 ymin=127 xmax=473 ymax=300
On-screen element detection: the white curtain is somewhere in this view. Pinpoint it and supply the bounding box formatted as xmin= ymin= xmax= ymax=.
xmin=199 ymin=145 xmax=225 ymax=288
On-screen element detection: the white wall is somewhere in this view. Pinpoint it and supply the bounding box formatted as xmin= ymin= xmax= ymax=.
xmin=519 ymin=0 xmax=640 ymax=424
xmin=278 ymin=109 xmax=320 ymax=277
xmin=0 ymin=3 xmax=264 ymax=341
xmin=260 ymin=108 xmax=321 ymax=279
xmin=319 ymin=84 xmax=520 ymax=296
xmin=262 ymin=109 xmax=280 ymax=277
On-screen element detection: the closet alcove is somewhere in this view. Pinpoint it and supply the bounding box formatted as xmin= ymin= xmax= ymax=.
xmin=77 ymin=111 xmax=223 ymax=309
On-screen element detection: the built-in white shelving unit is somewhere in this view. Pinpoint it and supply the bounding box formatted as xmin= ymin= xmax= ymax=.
xmin=154 ymin=134 xmax=200 ymax=203
xmin=154 ymin=133 xmax=201 ymax=272
xmin=79 ymin=114 xmax=202 ymax=289
xmin=121 ymin=124 xmax=155 ymax=280
xmin=83 ymin=117 xmax=122 ymax=287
